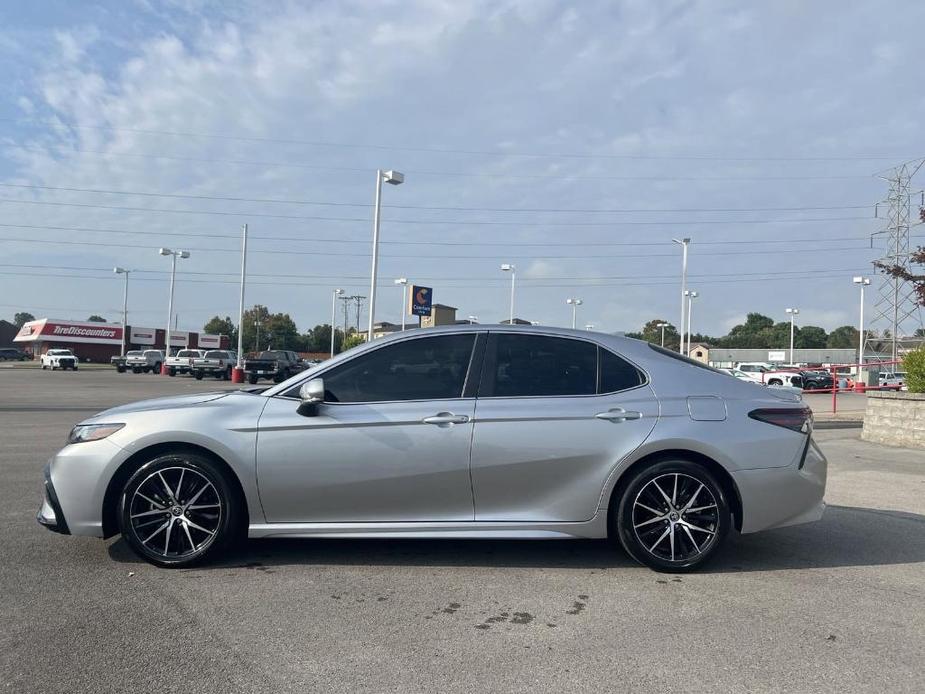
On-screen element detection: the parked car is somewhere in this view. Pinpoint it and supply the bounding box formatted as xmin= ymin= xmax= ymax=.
xmin=878 ymin=372 xmax=907 ymax=391
xmin=166 ymin=349 xmax=205 ymax=377
xmin=717 ymin=367 xmax=763 ymax=384
xmin=125 ymin=350 xmax=164 ymax=374
xmin=40 ymin=349 xmax=78 ymax=370
xmin=0 ymin=347 xmax=29 ymax=361
xmin=243 ymin=349 xmax=305 ymax=384
xmin=192 ymin=350 xmax=237 ymax=380
xmin=735 ymin=362 xmax=804 ymax=389
xmin=799 ymin=370 xmax=834 ymax=391
xmin=38 ymin=326 xmax=826 ymax=572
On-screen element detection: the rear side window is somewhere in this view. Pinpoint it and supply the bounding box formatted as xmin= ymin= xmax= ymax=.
xmin=600 ymin=348 xmax=644 ymax=393
xmin=486 ymin=334 xmax=598 ymax=397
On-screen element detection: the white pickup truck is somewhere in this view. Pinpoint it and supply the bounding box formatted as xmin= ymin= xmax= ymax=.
xmin=41 ymin=349 xmax=78 ymax=370
xmin=735 ymin=362 xmax=805 ymax=389
xmin=192 ymin=350 xmax=237 ymax=380
xmin=125 ymin=349 xmax=164 ymax=374
xmin=166 ymin=349 xmax=205 ymax=376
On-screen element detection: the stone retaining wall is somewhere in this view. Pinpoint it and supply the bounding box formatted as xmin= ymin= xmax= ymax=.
xmin=861 ymin=391 xmax=925 ymax=448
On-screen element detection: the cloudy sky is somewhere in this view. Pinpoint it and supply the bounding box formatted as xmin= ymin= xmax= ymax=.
xmin=0 ymin=0 xmax=923 ymax=337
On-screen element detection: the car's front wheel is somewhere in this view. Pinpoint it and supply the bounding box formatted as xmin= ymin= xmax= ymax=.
xmin=118 ymin=452 xmax=240 ymax=568
xmin=614 ymin=460 xmax=730 ymax=572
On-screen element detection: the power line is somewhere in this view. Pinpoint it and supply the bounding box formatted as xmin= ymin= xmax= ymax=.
xmin=0 ymin=197 xmax=873 ymax=226
xmin=1 ymin=143 xmax=875 ymax=181
xmin=0 ymin=221 xmax=884 ymax=248
xmin=0 ymin=182 xmax=872 ymax=214
xmin=0 ymin=235 xmax=879 ymax=258
xmin=0 ymin=117 xmax=906 ymax=161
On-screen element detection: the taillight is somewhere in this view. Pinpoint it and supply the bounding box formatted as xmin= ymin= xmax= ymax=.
xmin=748 ymin=407 xmax=812 ymax=433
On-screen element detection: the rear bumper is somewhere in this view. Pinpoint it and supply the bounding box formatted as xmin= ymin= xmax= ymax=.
xmin=733 ymin=437 xmax=827 ymax=534
xmin=36 ymin=464 xmax=70 ymax=535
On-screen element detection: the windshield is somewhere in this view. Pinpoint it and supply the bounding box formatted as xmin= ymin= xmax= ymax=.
xmin=257 ymin=351 xmax=283 ymax=359
xmin=49 ymin=350 xmax=72 ymax=355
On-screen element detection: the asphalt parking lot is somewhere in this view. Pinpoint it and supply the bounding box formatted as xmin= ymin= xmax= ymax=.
xmin=1 ymin=369 xmax=923 ymax=693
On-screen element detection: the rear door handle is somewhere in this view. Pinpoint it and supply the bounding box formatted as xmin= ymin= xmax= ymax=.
xmin=595 ymin=408 xmax=642 ymax=423
xmin=422 ymin=412 xmax=470 ymax=426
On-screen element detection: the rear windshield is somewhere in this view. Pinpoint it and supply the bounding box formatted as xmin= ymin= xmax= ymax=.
xmin=127 ymin=351 xmax=142 ymax=356
xmin=647 ymin=343 xmax=723 ymax=373
xmin=205 ymin=351 xmax=226 ymax=358
xmin=177 ymin=350 xmax=198 ymax=357
xmin=257 ymin=351 xmax=284 ymax=359
xmin=49 ymin=350 xmax=72 ymax=355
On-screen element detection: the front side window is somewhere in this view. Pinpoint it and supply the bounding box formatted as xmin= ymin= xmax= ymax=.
xmin=321 ymin=334 xmax=476 ymax=403
xmin=488 ymin=334 xmax=598 ymax=397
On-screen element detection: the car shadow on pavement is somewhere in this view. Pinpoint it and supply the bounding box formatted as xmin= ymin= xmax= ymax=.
xmin=106 ymin=504 xmax=925 ymax=573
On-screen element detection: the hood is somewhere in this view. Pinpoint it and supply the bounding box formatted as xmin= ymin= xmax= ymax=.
xmin=87 ymin=391 xmax=233 ymax=420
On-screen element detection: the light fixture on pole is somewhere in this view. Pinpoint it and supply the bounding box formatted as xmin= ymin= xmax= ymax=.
xmin=853 ymin=277 xmax=870 ymax=377
xmin=394 ymin=278 xmax=408 ymax=331
xmin=785 ymin=307 xmax=800 ymax=365
xmin=584 ymin=323 xmax=595 ymax=331
xmin=672 ymin=238 xmax=691 ymax=354
xmin=684 ymin=290 xmax=698 ymax=355
xmin=158 ymin=248 xmax=189 ymax=373
xmin=500 ymin=263 xmax=516 ymax=323
xmin=656 ymin=321 xmax=669 ymax=347
xmin=113 ymin=267 xmax=130 ymax=358
xmin=566 ymin=298 xmax=583 ymax=329
xmin=468 ymin=315 xmax=479 ymax=324
xmin=331 ymin=288 xmax=344 ymax=358
xmin=367 ymin=169 xmax=404 ymax=341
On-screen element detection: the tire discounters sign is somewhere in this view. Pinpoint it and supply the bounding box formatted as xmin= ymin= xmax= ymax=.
xmin=409 ymin=285 xmax=433 ymax=317
xmin=14 ymin=319 xmax=123 ymax=345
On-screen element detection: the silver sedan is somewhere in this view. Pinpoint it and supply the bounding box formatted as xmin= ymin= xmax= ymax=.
xmin=38 ymin=325 xmax=826 ymax=571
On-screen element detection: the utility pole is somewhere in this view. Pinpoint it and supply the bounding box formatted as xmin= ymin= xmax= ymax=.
xmin=872 ymin=158 xmax=925 ymax=363
xmin=340 ymin=295 xmax=351 ymax=338
xmin=352 ymin=295 xmax=366 ymax=334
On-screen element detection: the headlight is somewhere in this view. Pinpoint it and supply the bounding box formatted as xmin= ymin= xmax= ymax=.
xmin=68 ymin=423 xmax=125 ymax=444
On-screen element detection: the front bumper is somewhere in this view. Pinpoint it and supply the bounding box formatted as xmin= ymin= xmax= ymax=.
xmin=36 ymin=464 xmax=70 ymax=535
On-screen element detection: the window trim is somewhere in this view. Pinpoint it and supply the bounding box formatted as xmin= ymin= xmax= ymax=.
xmin=277 ymin=331 xmax=482 ymax=404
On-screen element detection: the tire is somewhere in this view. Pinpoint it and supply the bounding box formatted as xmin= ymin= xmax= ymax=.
xmin=248 ymin=374 xmax=258 ymax=385
xmin=133 ymin=367 xmax=141 ymax=374
xmin=117 ymin=451 xmax=241 ymax=568
xmin=223 ymin=366 xmax=232 ymax=381
xmin=152 ymin=363 xmax=162 ymax=374
xmin=41 ymin=364 xmax=47 ymax=370
xmin=613 ymin=460 xmax=730 ymax=572
xmin=767 ymin=379 xmax=782 ymax=386
xmin=168 ymin=367 xmax=176 ymax=377
xmin=195 ymin=371 xmax=203 ymax=380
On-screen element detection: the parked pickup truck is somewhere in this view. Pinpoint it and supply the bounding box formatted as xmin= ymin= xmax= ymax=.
xmin=243 ymin=350 xmax=305 ymax=384
xmin=192 ymin=350 xmax=237 ymax=380
xmin=166 ymin=349 xmax=205 ymax=376
xmin=125 ymin=349 xmax=164 ymax=374
xmin=41 ymin=349 xmax=78 ymax=370
xmin=735 ymin=362 xmax=805 ymax=389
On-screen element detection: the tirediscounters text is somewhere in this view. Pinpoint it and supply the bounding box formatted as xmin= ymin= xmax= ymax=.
xmin=52 ymin=326 xmax=119 ymax=338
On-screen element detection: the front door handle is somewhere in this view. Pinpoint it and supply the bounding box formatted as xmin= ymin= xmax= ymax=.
xmin=595 ymin=408 xmax=642 ymax=423
xmin=422 ymin=412 xmax=470 ymax=426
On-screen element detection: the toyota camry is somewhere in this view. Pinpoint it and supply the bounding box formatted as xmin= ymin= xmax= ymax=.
xmin=37 ymin=325 xmax=826 ymax=572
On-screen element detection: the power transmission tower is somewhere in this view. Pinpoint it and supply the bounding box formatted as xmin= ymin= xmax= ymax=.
xmin=871 ymin=158 xmax=925 ymax=363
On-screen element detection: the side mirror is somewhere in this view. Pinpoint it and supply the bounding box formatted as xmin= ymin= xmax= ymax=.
xmin=297 ymin=378 xmax=325 ymax=416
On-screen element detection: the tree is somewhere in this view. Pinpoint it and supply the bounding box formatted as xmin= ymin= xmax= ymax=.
xmin=263 ymin=313 xmax=300 ymax=350
xmin=87 ymin=315 xmax=106 ymax=322
xmin=13 ymin=312 xmax=35 ymax=327
xmin=304 ymin=324 xmax=344 ymax=354
xmin=722 ymin=313 xmax=776 ymax=348
xmin=342 ymin=333 xmax=366 ymax=351
xmin=826 ymin=325 xmax=860 ymax=349
xmin=203 ymin=316 xmax=237 ymax=346
xmin=875 ymin=245 xmax=925 ymax=307
xmin=795 ymin=325 xmax=827 ymax=349
xmin=639 ymin=319 xmax=681 ymax=350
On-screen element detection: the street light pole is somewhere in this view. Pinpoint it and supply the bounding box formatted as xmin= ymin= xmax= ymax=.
xmin=657 ymin=322 xmax=669 ymax=348
xmin=684 ymin=290 xmax=698 ymax=355
xmin=566 ymin=298 xmax=583 ymax=329
xmin=113 ymin=267 xmax=130 ymax=357
xmin=853 ymin=277 xmax=870 ymax=377
xmin=236 ymin=224 xmax=248 ymax=374
xmin=501 ymin=264 xmax=516 ymax=323
xmin=785 ymin=307 xmax=800 ymax=365
xmin=367 ymin=169 xmax=404 ymax=341
xmin=468 ymin=315 xmax=478 ymax=325
xmin=394 ymin=278 xmax=408 ymax=331
xmin=672 ymin=238 xmax=691 ymax=354
xmin=159 ymin=248 xmax=189 ymax=373
xmin=331 ymin=288 xmax=344 ymax=358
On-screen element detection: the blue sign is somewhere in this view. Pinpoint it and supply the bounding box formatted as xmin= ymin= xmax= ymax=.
xmin=410 ymin=285 xmax=433 ymax=317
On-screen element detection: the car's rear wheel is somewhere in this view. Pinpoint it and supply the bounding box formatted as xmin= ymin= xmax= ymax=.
xmin=118 ymin=452 xmax=240 ymax=568
xmin=248 ymin=374 xmax=258 ymax=385
xmin=614 ymin=460 xmax=730 ymax=572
